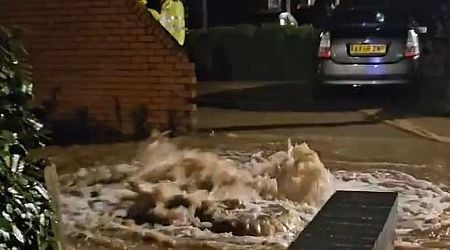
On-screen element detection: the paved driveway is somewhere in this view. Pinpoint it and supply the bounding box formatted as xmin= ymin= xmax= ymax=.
xmin=196 ymin=81 xmax=450 ymax=185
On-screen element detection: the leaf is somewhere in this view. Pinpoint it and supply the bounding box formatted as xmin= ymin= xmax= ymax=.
xmin=39 ymin=213 xmax=45 ymax=226
xmin=2 ymin=211 xmax=12 ymax=222
xmin=0 ymin=229 xmax=10 ymax=241
xmin=1 ymin=130 xmax=16 ymax=143
xmin=6 ymin=203 xmax=13 ymax=213
xmin=0 ymin=45 xmax=14 ymax=58
xmin=0 ymin=154 xmax=11 ymax=167
xmin=27 ymin=118 xmax=44 ymax=131
xmin=10 ymin=154 xmax=20 ymax=173
xmin=34 ymin=185 xmax=49 ymax=200
xmin=24 ymin=203 xmax=38 ymax=214
xmin=12 ymin=224 xmax=24 ymax=243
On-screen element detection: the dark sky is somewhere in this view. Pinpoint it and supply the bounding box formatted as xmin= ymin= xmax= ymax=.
xmin=181 ymin=0 xmax=449 ymax=28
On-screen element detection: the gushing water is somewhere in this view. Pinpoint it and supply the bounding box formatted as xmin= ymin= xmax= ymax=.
xmin=60 ymin=139 xmax=450 ymax=249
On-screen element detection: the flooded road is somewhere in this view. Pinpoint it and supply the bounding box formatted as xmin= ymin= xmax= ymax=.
xmin=194 ymin=81 xmax=450 ymax=249
xmin=41 ymin=82 xmax=450 ymax=249
xmin=57 ymin=131 xmax=450 ymax=250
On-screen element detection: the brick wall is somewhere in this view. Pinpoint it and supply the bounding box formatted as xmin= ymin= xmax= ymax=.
xmin=0 ymin=0 xmax=196 ymax=135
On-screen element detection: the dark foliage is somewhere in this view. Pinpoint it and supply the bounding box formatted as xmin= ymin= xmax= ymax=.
xmin=0 ymin=25 xmax=56 ymax=249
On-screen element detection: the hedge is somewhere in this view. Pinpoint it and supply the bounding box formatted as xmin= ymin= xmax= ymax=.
xmin=416 ymin=38 xmax=450 ymax=116
xmin=418 ymin=75 xmax=450 ymax=116
xmin=185 ymin=24 xmax=320 ymax=81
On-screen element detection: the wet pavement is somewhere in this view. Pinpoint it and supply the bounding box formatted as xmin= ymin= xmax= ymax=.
xmin=44 ymin=81 xmax=450 ymax=250
xmin=196 ymin=81 xmax=450 ymax=174
xmin=194 ymin=81 xmax=450 ymax=249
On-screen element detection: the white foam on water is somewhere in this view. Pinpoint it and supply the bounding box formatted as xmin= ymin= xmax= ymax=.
xmin=60 ymin=140 xmax=450 ymax=248
xmin=335 ymin=169 xmax=450 ymax=247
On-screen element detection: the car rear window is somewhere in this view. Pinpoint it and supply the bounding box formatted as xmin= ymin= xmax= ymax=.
xmin=328 ymin=9 xmax=411 ymax=36
xmin=330 ymin=10 xmax=409 ymax=28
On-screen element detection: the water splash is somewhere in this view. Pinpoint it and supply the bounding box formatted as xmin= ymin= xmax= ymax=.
xmin=125 ymin=138 xmax=334 ymax=236
xmin=60 ymin=139 xmax=450 ymax=249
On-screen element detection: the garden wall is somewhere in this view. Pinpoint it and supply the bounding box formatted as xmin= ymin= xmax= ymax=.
xmin=0 ymin=0 xmax=197 ymax=138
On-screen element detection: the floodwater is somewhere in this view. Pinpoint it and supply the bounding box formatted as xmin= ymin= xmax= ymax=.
xmin=45 ymin=80 xmax=450 ymax=249
xmin=60 ymin=134 xmax=450 ymax=250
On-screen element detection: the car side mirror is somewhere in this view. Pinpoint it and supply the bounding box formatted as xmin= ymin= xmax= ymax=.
xmin=415 ymin=26 xmax=428 ymax=34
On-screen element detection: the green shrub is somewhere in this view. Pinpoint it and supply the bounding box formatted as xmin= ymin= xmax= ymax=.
xmin=251 ymin=25 xmax=286 ymax=80
xmin=185 ymin=30 xmax=209 ymax=80
xmin=280 ymin=25 xmax=316 ymax=80
xmin=185 ymin=25 xmax=320 ymax=81
xmin=207 ymin=27 xmax=236 ymax=80
xmin=418 ymin=75 xmax=450 ymax=116
xmin=235 ymin=24 xmax=257 ymax=37
xmin=417 ymin=40 xmax=450 ymax=116
xmin=0 ymin=25 xmax=56 ymax=249
xmin=226 ymin=24 xmax=257 ymax=80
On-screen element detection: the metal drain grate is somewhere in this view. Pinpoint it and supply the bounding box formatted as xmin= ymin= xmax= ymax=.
xmin=289 ymin=191 xmax=398 ymax=250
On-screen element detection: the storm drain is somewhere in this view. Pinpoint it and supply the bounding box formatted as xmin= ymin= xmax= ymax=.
xmin=289 ymin=191 xmax=398 ymax=250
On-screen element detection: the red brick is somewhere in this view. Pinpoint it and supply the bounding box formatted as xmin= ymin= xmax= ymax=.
xmin=148 ymin=42 xmax=164 ymax=49
xmin=89 ymin=7 xmax=118 ymax=15
xmin=0 ymin=0 xmax=196 ymax=135
xmin=164 ymin=56 xmax=185 ymax=63
xmin=148 ymin=56 xmax=164 ymax=63
xmin=180 ymin=69 xmax=197 ymax=77
xmin=105 ymin=36 xmax=121 ymax=42
xmin=174 ymin=63 xmax=195 ymax=70
xmin=131 ymin=57 xmax=147 ymax=64
xmin=92 ymin=1 xmax=110 ymax=7
xmin=158 ymin=77 xmax=177 ymax=84
xmin=137 ymin=35 xmax=155 ymax=42
xmin=129 ymin=28 xmax=145 ymax=35
xmin=150 ymin=70 xmax=175 ymax=77
xmin=152 ymin=49 xmax=170 ymax=56
xmin=120 ymin=21 xmax=140 ymax=29
xmin=175 ymin=77 xmax=197 ymax=84
xmin=152 ymin=64 xmax=174 ymax=70
xmin=129 ymin=42 xmax=147 ymax=49
xmin=121 ymin=35 xmax=138 ymax=42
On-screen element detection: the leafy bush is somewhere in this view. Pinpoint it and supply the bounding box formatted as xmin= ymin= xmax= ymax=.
xmin=417 ymin=38 xmax=450 ymax=116
xmin=0 ymin=26 xmax=56 ymax=249
xmin=279 ymin=25 xmax=320 ymax=80
xmin=185 ymin=25 xmax=320 ymax=81
xmin=225 ymin=24 xmax=257 ymax=80
xmin=418 ymin=75 xmax=450 ymax=116
xmin=185 ymin=30 xmax=210 ymax=80
xmin=207 ymin=27 xmax=236 ymax=80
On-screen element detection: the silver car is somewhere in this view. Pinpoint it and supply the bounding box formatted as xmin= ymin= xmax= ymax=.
xmin=314 ymin=7 xmax=427 ymax=96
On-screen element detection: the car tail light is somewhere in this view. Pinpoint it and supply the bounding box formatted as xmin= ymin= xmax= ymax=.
xmin=405 ymin=29 xmax=420 ymax=58
xmin=318 ymin=31 xmax=331 ymax=59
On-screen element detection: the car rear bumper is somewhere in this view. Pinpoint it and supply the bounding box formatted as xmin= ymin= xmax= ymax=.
xmin=317 ymin=59 xmax=419 ymax=85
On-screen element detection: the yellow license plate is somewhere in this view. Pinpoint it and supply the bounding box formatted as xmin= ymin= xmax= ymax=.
xmin=350 ymin=44 xmax=387 ymax=55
